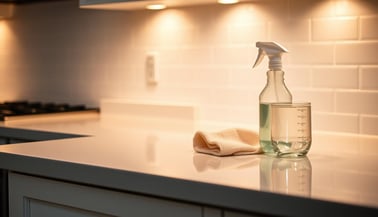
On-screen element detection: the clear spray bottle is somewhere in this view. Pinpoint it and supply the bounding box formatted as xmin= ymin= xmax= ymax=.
xmin=253 ymin=42 xmax=292 ymax=155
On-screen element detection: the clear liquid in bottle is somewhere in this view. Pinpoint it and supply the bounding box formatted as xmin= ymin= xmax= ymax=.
xmin=259 ymin=103 xmax=274 ymax=154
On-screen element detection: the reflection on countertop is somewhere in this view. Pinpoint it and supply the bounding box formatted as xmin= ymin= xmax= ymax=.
xmin=192 ymin=153 xmax=260 ymax=172
xmin=260 ymin=156 xmax=312 ymax=197
xmin=192 ymin=153 xmax=312 ymax=197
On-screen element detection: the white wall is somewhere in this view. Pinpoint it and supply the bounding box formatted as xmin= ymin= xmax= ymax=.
xmin=0 ymin=0 xmax=377 ymax=136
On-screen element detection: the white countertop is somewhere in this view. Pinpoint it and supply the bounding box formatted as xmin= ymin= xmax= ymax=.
xmin=0 ymin=115 xmax=377 ymax=216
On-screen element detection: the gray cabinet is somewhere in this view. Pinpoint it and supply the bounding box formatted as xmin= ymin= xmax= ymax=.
xmin=203 ymin=207 xmax=222 ymax=217
xmin=202 ymin=207 xmax=265 ymax=217
xmin=0 ymin=127 xmax=84 ymax=217
xmin=9 ymin=172 xmax=265 ymax=217
xmin=224 ymin=211 xmax=264 ymax=217
xmin=9 ymin=172 xmax=202 ymax=217
xmin=0 ymin=137 xmax=7 ymax=145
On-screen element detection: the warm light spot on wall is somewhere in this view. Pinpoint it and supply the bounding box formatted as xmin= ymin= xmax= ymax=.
xmin=0 ymin=20 xmax=12 ymax=51
xmin=218 ymin=3 xmax=258 ymax=25
xmin=218 ymin=0 xmax=239 ymax=4
xmin=141 ymin=9 xmax=193 ymax=46
xmin=155 ymin=10 xmax=186 ymax=29
xmin=0 ymin=19 xmax=23 ymax=101
xmin=335 ymin=0 xmax=349 ymax=16
xmin=146 ymin=4 xmax=166 ymax=10
xmin=0 ymin=20 xmax=23 ymax=101
xmin=311 ymin=0 xmax=374 ymax=19
xmin=332 ymin=0 xmax=374 ymax=17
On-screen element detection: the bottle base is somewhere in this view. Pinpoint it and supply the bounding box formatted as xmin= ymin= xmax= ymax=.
xmin=261 ymin=140 xmax=310 ymax=158
xmin=262 ymin=152 xmax=309 ymax=158
xmin=272 ymin=141 xmax=311 ymax=158
xmin=276 ymin=151 xmax=309 ymax=158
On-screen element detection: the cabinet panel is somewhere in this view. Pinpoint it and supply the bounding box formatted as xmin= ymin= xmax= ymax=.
xmin=27 ymin=198 xmax=111 ymax=217
xmin=202 ymin=207 xmax=267 ymax=217
xmin=203 ymin=207 xmax=222 ymax=217
xmin=0 ymin=170 xmax=8 ymax=217
xmin=9 ymin=172 xmax=202 ymax=217
xmin=225 ymin=211 xmax=266 ymax=217
xmin=0 ymin=137 xmax=7 ymax=145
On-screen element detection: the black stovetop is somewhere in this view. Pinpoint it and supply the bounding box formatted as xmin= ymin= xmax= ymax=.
xmin=0 ymin=101 xmax=99 ymax=121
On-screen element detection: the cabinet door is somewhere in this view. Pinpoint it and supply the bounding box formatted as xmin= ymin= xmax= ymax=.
xmin=9 ymin=172 xmax=202 ymax=217
xmin=202 ymin=207 xmax=268 ymax=217
xmin=203 ymin=207 xmax=222 ymax=217
xmin=224 ymin=211 xmax=266 ymax=217
xmin=0 ymin=170 xmax=8 ymax=217
xmin=0 ymin=137 xmax=9 ymax=145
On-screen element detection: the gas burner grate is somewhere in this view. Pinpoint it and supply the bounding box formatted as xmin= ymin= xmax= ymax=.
xmin=0 ymin=101 xmax=99 ymax=121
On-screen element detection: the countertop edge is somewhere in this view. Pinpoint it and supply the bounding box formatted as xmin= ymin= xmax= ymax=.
xmin=0 ymin=152 xmax=376 ymax=217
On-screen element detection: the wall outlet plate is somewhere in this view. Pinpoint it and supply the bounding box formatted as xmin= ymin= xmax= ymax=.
xmin=145 ymin=52 xmax=159 ymax=85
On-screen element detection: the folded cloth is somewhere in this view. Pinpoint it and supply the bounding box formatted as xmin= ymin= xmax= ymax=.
xmin=193 ymin=128 xmax=261 ymax=156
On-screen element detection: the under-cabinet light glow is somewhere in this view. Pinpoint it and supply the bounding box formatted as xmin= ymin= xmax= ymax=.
xmin=218 ymin=0 xmax=239 ymax=4
xmin=146 ymin=4 xmax=166 ymax=10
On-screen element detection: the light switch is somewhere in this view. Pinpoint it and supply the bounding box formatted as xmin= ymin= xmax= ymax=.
xmin=146 ymin=52 xmax=159 ymax=85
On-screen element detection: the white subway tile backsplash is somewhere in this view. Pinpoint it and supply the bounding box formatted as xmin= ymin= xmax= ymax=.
xmin=360 ymin=66 xmax=378 ymax=90
xmin=288 ymin=0 xmax=334 ymax=19
xmin=361 ymin=16 xmax=378 ymax=40
xmin=163 ymin=66 xmax=196 ymax=87
xmin=201 ymin=87 xmax=254 ymax=107
xmin=228 ymin=22 xmax=267 ymax=44
xmin=230 ymin=66 xmax=266 ymax=88
xmin=213 ymin=46 xmax=253 ymax=65
xmin=312 ymin=66 xmax=359 ymax=89
xmin=332 ymin=0 xmax=378 ymax=17
xmin=165 ymin=65 xmax=229 ymax=88
xmin=311 ymin=132 xmax=361 ymax=155
xmin=360 ymin=136 xmax=378 ymax=156
xmin=155 ymin=49 xmax=187 ymax=66
xmin=174 ymin=47 xmax=213 ymax=65
xmin=312 ymin=17 xmax=358 ymax=41
xmin=288 ymin=43 xmax=334 ymax=65
xmin=100 ymin=99 xmax=197 ymax=121
xmin=270 ymin=19 xmax=310 ymax=42
xmin=335 ymin=91 xmax=378 ymax=115
xmin=200 ymin=105 xmax=258 ymax=124
xmin=335 ymin=42 xmax=378 ymax=65
xmin=313 ymin=112 xmax=359 ymax=134
xmin=136 ymin=10 xmax=196 ymax=48
xmin=360 ymin=115 xmax=378 ymax=135
xmin=284 ymin=66 xmax=312 ymax=88
xmin=0 ymin=0 xmax=377 ymax=136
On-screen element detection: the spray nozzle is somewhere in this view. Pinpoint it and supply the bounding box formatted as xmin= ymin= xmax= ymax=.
xmin=252 ymin=41 xmax=288 ymax=71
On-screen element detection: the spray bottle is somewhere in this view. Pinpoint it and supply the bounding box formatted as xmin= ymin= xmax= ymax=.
xmin=253 ymin=42 xmax=292 ymax=154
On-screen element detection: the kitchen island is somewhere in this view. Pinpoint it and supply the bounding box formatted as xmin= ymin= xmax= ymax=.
xmin=0 ymin=115 xmax=377 ymax=217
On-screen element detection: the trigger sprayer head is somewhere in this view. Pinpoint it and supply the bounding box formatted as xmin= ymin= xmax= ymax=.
xmin=252 ymin=41 xmax=288 ymax=71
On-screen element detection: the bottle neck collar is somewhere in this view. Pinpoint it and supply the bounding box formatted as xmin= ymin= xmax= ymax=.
xmin=267 ymin=70 xmax=284 ymax=75
xmin=268 ymin=56 xmax=283 ymax=70
xmin=266 ymin=70 xmax=285 ymax=82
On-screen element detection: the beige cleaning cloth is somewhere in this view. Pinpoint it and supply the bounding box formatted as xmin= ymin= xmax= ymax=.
xmin=193 ymin=128 xmax=262 ymax=156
